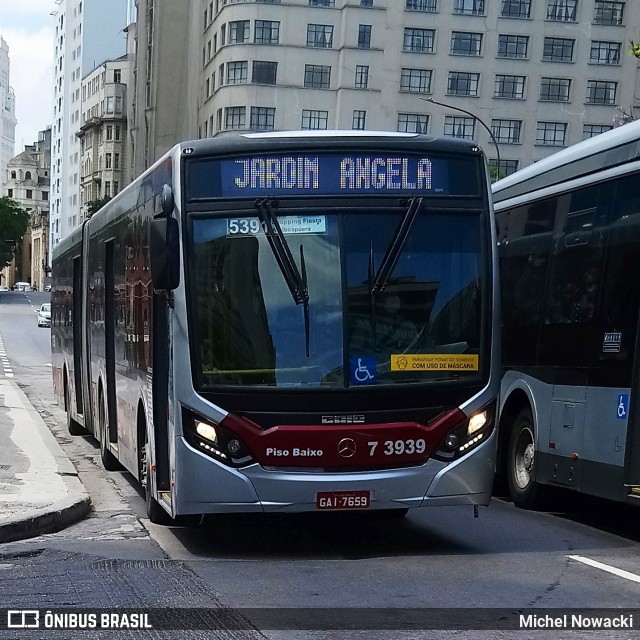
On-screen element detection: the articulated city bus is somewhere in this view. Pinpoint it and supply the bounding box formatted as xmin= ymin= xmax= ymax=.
xmin=493 ymin=120 xmax=640 ymax=509
xmin=52 ymin=131 xmax=500 ymax=524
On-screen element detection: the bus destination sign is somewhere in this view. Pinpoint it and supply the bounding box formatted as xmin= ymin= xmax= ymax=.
xmin=188 ymin=153 xmax=463 ymax=198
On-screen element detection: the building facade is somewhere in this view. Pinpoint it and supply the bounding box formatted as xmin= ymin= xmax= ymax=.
xmin=50 ymin=0 xmax=129 ymax=254
xmin=78 ymin=56 xmax=131 ymax=218
xmin=2 ymin=128 xmax=51 ymax=290
xmin=192 ymin=0 xmax=640 ymax=178
xmin=0 ymin=37 xmax=17 ymax=186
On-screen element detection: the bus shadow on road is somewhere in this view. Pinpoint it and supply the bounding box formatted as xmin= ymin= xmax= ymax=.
xmin=163 ymin=510 xmax=478 ymax=560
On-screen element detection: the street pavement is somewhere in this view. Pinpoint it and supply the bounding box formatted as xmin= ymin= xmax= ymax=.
xmin=0 ymin=377 xmax=90 ymax=543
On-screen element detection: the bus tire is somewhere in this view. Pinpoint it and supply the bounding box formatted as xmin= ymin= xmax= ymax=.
xmin=140 ymin=435 xmax=175 ymax=525
xmin=98 ymin=393 xmax=121 ymax=471
xmin=65 ymin=384 xmax=85 ymax=436
xmin=507 ymin=408 xmax=546 ymax=509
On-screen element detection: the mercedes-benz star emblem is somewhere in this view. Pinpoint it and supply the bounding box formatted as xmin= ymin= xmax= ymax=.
xmin=337 ymin=438 xmax=356 ymax=458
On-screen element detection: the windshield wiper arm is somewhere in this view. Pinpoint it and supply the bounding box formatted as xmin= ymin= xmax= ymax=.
xmin=370 ymin=196 xmax=423 ymax=295
xmin=255 ymin=197 xmax=311 ymax=356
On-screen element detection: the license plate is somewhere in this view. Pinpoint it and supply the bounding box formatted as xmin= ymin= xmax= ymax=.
xmin=316 ymin=490 xmax=370 ymax=510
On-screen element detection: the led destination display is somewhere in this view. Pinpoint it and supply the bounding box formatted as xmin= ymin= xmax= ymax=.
xmin=187 ymin=153 xmax=481 ymax=198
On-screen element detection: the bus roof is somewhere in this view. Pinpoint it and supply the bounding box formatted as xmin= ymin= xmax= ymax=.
xmin=177 ymin=130 xmax=484 ymax=158
xmin=492 ymin=119 xmax=640 ymax=204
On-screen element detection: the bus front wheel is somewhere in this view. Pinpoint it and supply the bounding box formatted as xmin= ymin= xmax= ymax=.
xmin=507 ymin=408 xmax=546 ymax=509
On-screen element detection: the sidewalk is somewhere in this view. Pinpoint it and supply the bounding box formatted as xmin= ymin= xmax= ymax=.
xmin=0 ymin=378 xmax=91 ymax=543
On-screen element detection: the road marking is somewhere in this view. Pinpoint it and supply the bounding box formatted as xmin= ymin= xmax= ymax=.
xmin=0 ymin=336 xmax=13 ymax=378
xmin=568 ymin=555 xmax=640 ymax=584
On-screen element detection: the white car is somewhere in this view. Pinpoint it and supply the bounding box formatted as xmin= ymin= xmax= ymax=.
xmin=37 ymin=303 xmax=51 ymax=328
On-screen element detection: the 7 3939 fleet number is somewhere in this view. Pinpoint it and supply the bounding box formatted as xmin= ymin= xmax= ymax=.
xmin=368 ymin=439 xmax=427 ymax=456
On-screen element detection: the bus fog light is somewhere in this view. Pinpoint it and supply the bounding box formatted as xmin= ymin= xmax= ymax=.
xmin=196 ymin=421 xmax=218 ymax=443
xmin=444 ymin=433 xmax=459 ymax=450
xmin=227 ymin=439 xmax=241 ymax=455
xmin=467 ymin=411 xmax=487 ymax=436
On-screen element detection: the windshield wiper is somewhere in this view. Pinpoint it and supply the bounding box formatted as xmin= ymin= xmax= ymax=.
xmin=255 ymin=197 xmax=310 ymax=357
xmin=370 ymin=196 xmax=423 ymax=295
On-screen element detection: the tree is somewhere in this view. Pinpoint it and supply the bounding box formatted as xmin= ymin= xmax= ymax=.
xmin=86 ymin=196 xmax=112 ymax=216
xmin=0 ymin=197 xmax=29 ymax=271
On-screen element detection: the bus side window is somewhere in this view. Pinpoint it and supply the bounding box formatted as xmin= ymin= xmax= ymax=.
xmin=598 ymin=174 xmax=640 ymax=381
xmin=538 ymin=183 xmax=612 ymax=369
xmin=499 ymin=199 xmax=555 ymax=366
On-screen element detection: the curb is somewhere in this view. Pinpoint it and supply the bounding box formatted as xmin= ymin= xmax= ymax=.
xmin=0 ymin=491 xmax=92 ymax=544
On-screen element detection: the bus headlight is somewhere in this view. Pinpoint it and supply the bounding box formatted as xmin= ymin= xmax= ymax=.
xmin=196 ymin=421 xmax=218 ymax=443
xmin=467 ymin=411 xmax=487 ymax=436
xmin=183 ymin=408 xmax=255 ymax=468
xmin=433 ymin=402 xmax=495 ymax=462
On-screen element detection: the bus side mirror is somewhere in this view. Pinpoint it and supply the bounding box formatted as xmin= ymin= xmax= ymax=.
xmin=150 ymin=217 xmax=180 ymax=291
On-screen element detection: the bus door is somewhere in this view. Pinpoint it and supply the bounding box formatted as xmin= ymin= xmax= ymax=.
xmin=539 ymin=183 xmax=612 ymax=489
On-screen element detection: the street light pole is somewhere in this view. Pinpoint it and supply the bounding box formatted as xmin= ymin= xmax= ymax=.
xmin=419 ymin=97 xmax=502 ymax=178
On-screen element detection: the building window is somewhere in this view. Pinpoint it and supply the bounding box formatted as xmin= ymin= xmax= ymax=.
xmin=400 ymin=68 xmax=432 ymax=93
xmin=497 ymin=34 xmax=529 ymax=58
xmin=593 ymin=1 xmax=624 ymax=25
xmin=355 ymin=65 xmax=369 ymax=88
xmin=252 ymin=60 xmax=278 ymax=84
xmin=500 ymin=0 xmax=532 ymax=17
xmin=254 ymin=20 xmax=280 ymax=44
xmin=7 ymin=189 xmax=12 ymax=197
xmin=546 ymin=0 xmax=578 ymax=21
xmin=352 ymin=110 xmax=366 ymax=130
xmin=489 ymin=159 xmax=519 ymax=180
xmin=586 ymin=80 xmax=617 ymax=104
xmin=540 ymin=77 xmax=571 ymax=101
xmin=491 ymin=119 xmax=522 ymax=143
xmin=114 ymin=153 xmax=120 ymax=170
xmin=227 ymin=60 xmax=248 ymax=84
xmin=113 ymin=68 xmax=121 ymax=83
xmin=494 ymin=74 xmax=526 ymax=98
xmin=450 ymin=32 xmax=483 ymax=56
xmin=250 ymin=106 xmax=276 ymax=131
xmin=225 ymin=107 xmax=246 ymax=130
xmin=301 ymin=109 xmax=328 ymax=129
xmin=447 ymin=71 xmax=480 ymax=96
xmin=358 ymin=25 xmax=372 ymax=48
xmin=105 ymin=153 xmax=112 ymax=169
xmin=444 ymin=116 xmax=475 ymax=140
xmin=226 ymin=61 xmax=248 ymax=84
xmin=304 ymin=64 xmax=331 ymax=88
xmin=403 ymin=28 xmax=435 ymax=53
xmin=406 ymin=0 xmax=437 ymax=10
xmin=543 ymin=37 xmax=575 ymax=61
xmin=26 ymin=189 xmax=33 ymax=199
xmin=361 ymin=0 xmax=373 ymax=6
xmin=590 ymin=41 xmax=621 ymax=64
xmin=309 ymin=0 xmax=334 ymax=6
xmin=397 ymin=113 xmax=429 ymax=133
xmin=307 ymin=24 xmax=333 ymax=48
xmin=536 ymin=121 xmax=567 ymax=146
xmin=104 ymin=181 xmax=111 ymax=198
xmin=583 ymin=123 xmax=613 ymax=139
xmin=454 ymin=0 xmax=485 ymax=15
xmin=229 ymin=20 xmax=250 ymax=44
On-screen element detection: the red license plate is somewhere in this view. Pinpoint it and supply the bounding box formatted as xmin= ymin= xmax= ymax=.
xmin=316 ymin=490 xmax=370 ymax=510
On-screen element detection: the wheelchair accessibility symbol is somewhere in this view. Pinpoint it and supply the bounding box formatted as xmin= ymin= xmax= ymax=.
xmin=617 ymin=394 xmax=629 ymax=419
xmin=350 ymin=356 xmax=377 ymax=385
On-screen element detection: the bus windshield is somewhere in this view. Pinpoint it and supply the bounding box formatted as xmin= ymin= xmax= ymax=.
xmin=189 ymin=203 xmax=487 ymax=389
